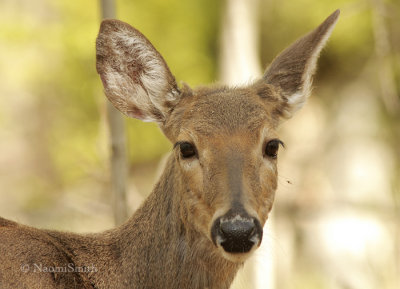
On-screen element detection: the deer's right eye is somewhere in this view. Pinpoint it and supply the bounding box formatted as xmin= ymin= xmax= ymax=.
xmin=264 ymin=139 xmax=284 ymax=159
xmin=178 ymin=142 xmax=197 ymax=159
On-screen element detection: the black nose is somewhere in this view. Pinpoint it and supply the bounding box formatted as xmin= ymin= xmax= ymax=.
xmin=211 ymin=216 xmax=262 ymax=253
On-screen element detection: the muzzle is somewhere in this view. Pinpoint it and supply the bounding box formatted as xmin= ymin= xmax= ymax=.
xmin=211 ymin=209 xmax=263 ymax=254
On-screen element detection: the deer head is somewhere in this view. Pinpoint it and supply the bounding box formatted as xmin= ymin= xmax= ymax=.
xmin=96 ymin=10 xmax=339 ymax=263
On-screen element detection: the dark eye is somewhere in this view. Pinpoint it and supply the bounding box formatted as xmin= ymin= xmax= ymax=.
xmin=264 ymin=139 xmax=284 ymax=159
xmin=178 ymin=142 xmax=197 ymax=159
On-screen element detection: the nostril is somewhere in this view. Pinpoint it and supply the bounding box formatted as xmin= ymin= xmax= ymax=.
xmin=248 ymin=226 xmax=257 ymax=238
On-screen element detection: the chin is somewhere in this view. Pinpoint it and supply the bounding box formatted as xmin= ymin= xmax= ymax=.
xmin=218 ymin=245 xmax=259 ymax=263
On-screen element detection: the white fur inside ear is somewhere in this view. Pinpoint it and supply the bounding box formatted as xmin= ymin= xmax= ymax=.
xmin=118 ymin=30 xmax=178 ymax=118
xmin=98 ymin=21 xmax=180 ymax=123
xmin=105 ymin=70 xmax=156 ymax=122
xmin=283 ymin=91 xmax=308 ymax=118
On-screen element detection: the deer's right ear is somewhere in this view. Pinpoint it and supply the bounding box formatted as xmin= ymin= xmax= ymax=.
xmin=96 ymin=20 xmax=181 ymax=123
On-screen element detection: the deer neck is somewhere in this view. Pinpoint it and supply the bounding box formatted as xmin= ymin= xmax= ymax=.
xmin=115 ymin=155 xmax=240 ymax=289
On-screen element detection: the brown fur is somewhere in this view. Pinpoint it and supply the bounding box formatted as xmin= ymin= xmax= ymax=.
xmin=0 ymin=10 xmax=339 ymax=289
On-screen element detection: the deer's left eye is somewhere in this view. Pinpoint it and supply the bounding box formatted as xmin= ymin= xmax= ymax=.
xmin=264 ymin=139 xmax=284 ymax=159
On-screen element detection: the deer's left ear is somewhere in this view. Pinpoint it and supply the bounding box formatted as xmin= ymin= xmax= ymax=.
xmin=262 ymin=10 xmax=340 ymax=119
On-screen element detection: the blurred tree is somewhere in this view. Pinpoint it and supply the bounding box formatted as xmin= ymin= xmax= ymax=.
xmin=371 ymin=0 xmax=399 ymax=114
xmin=99 ymin=0 xmax=128 ymax=226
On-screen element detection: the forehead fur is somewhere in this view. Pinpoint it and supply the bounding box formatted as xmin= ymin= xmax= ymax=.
xmin=164 ymin=83 xmax=284 ymax=139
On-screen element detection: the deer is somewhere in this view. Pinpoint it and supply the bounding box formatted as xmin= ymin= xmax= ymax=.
xmin=0 ymin=10 xmax=339 ymax=289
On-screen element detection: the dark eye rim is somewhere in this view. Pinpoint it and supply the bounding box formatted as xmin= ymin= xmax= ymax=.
xmin=263 ymin=139 xmax=285 ymax=159
xmin=174 ymin=141 xmax=197 ymax=159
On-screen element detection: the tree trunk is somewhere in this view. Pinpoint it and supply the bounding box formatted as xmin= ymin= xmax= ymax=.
xmin=99 ymin=0 xmax=128 ymax=225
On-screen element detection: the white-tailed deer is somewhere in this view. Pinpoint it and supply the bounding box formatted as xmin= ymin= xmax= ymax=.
xmin=0 ymin=10 xmax=339 ymax=289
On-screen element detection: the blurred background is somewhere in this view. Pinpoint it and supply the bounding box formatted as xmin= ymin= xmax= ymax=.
xmin=0 ymin=0 xmax=399 ymax=288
